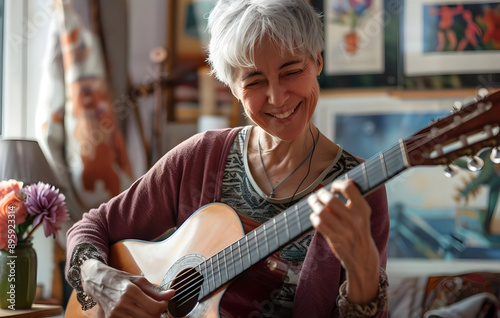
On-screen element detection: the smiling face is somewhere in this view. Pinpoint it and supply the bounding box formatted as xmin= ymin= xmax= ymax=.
xmin=232 ymin=41 xmax=323 ymax=141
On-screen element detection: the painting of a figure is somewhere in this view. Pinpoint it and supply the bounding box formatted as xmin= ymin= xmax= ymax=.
xmin=404 ymin=0 xmax=500 ymax=76
xmin=423 ymin=3 xmax=500 ymax=52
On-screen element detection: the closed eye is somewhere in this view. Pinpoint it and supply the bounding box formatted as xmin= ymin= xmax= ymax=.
xmin=245 ymin=81 xmax=261 ymax=88
xmin=284 ymin=69 xmax=304 ymax=77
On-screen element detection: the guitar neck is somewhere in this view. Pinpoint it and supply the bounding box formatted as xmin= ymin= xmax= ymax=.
xmin=196 ymin=141 xmax=409 ymax=299
xmin=342 ymin=141 xmax=408 ymax=196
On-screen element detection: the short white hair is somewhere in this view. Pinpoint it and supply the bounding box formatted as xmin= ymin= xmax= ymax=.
xmin=206 ymin=0 xmax=324 ymax=88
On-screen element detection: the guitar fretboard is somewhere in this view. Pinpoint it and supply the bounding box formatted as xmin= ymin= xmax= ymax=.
xmin=196 ymin=141 xmax=408 ymax=300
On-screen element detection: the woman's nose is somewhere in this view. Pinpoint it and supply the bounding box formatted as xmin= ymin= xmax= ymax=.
xmin=267 ymin=81 xmax=288 ymax=107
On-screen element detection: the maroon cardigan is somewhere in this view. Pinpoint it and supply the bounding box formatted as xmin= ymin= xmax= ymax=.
xmin=66 ymin=127 xmax=390 ymax=317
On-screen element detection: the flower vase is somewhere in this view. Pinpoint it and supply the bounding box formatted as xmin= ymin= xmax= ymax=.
xmin=0 ymin=241 xmax=37 ymax=309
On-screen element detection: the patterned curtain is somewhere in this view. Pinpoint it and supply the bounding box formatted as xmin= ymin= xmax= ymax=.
xmin=37 ymin=0 xmax=135 ymax=247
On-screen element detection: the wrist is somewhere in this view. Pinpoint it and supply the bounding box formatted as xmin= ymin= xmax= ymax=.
xmin=344 ymin=252 xmax=380 ymax=304
xmin=337 ymin=267 xmax=389 ymax=317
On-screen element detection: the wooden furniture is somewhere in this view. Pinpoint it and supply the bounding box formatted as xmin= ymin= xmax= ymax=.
xmin=0 ymin=304 xmax=62 ymax=318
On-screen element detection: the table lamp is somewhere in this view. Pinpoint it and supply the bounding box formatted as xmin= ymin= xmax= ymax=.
xmin=0 ymin=139 xmax=63 ymax=189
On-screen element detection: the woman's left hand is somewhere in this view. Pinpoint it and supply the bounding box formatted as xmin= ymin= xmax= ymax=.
xmin=307 ymin=179 xmax=380 ymax=304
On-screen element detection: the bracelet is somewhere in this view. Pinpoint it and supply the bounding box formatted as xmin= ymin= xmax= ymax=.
xmin=67 ymin=242 xmax=105 ymax=311
xmin=337 ymin=267 xmax=389 ymax=318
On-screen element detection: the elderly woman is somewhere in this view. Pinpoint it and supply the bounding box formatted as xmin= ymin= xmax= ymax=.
xmin=65 ymin=0 xmax=390 ymax=317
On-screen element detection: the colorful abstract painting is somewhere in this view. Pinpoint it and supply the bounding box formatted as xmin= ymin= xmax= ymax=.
xmin=422 ymin=3 xmax=500 ymax=52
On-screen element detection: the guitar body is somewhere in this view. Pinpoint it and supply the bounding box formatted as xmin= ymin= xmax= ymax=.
xmin=65 ymin=203 xmax=287 ymax=318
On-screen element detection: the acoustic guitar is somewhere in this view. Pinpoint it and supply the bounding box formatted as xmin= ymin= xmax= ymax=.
xmin=66 ymin=90 xmax=500 ymax=317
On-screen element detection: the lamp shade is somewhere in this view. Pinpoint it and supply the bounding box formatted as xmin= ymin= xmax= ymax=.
xmin=0 ymin=139 xmax=63 ymax=189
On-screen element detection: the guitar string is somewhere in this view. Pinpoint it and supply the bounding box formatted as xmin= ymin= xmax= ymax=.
xmin=167 ymin=132 xmax=431 ymax=306
xmin=167 ymin=270 xmax=203 ymax=307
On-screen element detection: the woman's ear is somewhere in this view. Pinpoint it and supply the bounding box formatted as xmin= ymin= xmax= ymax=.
xmin=316 ymin=52 xmax=324 ymax=75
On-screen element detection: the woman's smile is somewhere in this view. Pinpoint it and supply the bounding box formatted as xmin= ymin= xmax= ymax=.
xmin=270 ymin=102 xmax=301 ymax=120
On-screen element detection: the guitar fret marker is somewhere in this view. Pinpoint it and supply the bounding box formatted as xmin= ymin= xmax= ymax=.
xmin=203 ymin=263 xmax=209 ymax=293
xmin=237 ymin=240 xmax=243 ymax=270
xmin=245 ymin=235 xmax=251 ymax=264
xmin=223 ymin=249 xmax=228 ymax=283
xmin=215 ymin=252 xmax=221 ymax=286
xmin=272 ymin=218 xmax=279 ymax=246
xmin=295 ymin=205 xmax=302 ymax=233
xmin=263 ymin=224 xmax=270 ymax=254
xmin=254 ymin=231 xmax=260 ymax=259
xmin=399 ymin=139 xmax=411 ymax=168
xmin=379 ymin=153 xmax=388 ymax=179
xmin=210 ymin=256 xmax=215 ymax=291
xmin=229 ymin=244 xmax=235 ymax=280
xmin=361 ymin=162 xmax=369 ymax=188
xmin=284 ymin=213 xmax=290 ymax=241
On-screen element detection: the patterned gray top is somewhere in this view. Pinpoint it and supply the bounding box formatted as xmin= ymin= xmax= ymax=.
xmin=220 ymin=126 xmax=361 ymax=316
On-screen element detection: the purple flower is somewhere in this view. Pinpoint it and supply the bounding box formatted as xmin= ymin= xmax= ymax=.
xmin=23 ymin=182 xmax=69 ymax=238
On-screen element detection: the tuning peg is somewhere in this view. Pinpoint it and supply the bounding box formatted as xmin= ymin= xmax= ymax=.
xmin=452 ymin=101 xmax=463 ymax=112
xmin=444 ymin=165 xmax=459 ymax=178
xmin=491 ymin=147 xmax=500 ymax=164
xmin=467 ymin=156 xmax=484 ymax=171
xmin=477 ymin=88 xmax=489 ymax=99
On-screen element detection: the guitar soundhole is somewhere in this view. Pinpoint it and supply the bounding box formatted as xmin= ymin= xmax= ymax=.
xmin=167 ymin=267 xmax=203 ymax=317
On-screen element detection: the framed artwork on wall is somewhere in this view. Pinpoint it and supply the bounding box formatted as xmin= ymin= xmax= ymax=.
xmin=176 ymin=0 xmax=216 ymax=68
xmin=310 ymin=0 xmax=400 ymax=88
xmin=314 ymin=94 xmax=500 ymax=259
xmin=402 ymin=0 xmax=500 ymax=89
xmin=323 ymin=0 xmax=385 ymax=75
xmin=404 ymin=0 xmax=500 ymax=76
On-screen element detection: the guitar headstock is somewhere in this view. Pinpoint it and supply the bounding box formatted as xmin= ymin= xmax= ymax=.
xmin=404 ymin=90 xmax=500 ymax=169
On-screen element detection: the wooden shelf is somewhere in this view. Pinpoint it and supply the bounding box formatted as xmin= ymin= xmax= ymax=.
xmin=0 ymin=304 xmax=62 ymax=318
xmin=320 ymin=88 xmax=485 ymax=99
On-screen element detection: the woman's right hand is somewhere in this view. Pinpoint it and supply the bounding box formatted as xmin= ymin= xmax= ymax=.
xmin=81 ymin=259 xmax=174 ymax=318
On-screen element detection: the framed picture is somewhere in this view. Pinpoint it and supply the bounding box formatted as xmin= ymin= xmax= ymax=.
xmin=404 ymin=0 xmax=500 ymax=77
xmin=314 ymin=94 xmax=456 ymax=159
xmin=314 ymin=94 xmax=498 ymax=259
xmin=310 ymin=0 xmax=400 ymax=88
xmin=175 ymin=0 xmax=215 ymax=68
